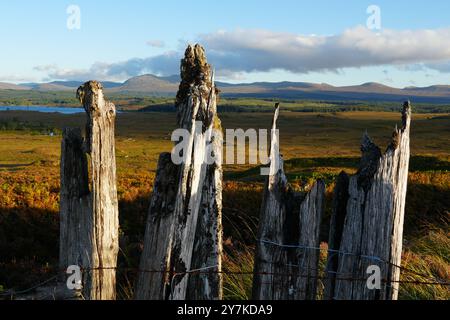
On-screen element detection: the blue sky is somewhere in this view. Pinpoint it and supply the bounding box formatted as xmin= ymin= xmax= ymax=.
xmin=0 ymin=0 xmax=450 ymax=87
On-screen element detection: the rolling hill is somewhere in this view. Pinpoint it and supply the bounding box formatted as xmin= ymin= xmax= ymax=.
xmin=2 ymin=75 xmax=449 ymax=103
xmin=0 ymin=82 xmax=31 ymax=90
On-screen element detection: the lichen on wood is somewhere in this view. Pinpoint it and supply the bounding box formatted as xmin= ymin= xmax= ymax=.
xmin=136 ymin=44 xmax=223 ymax=300
xmin=134 ymin=153 xmax=179 ymax=300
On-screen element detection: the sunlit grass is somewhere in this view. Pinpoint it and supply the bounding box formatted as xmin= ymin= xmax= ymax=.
xmin=400 ymin=227 xmax=450 ymax=300
xmin=0 ymin=111 xmax=448 ymax=299
xmin=223 ymin=245 xmax=255 ymax=300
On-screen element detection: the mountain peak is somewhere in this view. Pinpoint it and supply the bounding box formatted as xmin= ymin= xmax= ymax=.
xmin=1 ymin=76 xmax=449 ymax=103
xmin=119 ymin=74 xmax=178 ymax=93
xmin=360 ymin=82 xmax=390 ymax=88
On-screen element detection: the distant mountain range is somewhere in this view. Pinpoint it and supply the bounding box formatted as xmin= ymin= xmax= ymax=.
xmin=1 ymin=74 xmax=450 ymax=103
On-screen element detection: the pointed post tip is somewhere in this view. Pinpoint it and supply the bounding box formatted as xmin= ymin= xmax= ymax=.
xmin=273 ymin=102 xmax=280 ymax=115
xmin=401 ymin=101 xmax=412 ymax=130
xmin=271 ymin=103 xmax=280 ymax=129
xmin=403 ymin=100 xmax=412 ymax=114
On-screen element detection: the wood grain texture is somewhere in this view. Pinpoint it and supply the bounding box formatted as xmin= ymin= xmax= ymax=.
xmin=329 ymin=102 xmax=411 ymax=300
xmin=59 ymin=81 xmax=119 ymax=300
xmin=295 ymin=180 xmax=325 ymax=300
xmin=136 ymin=45 xmax=223 ymax=300
xmin=252 ymin=104 xmax=325 ymax=300
xmin=134 ymin=153 xmax=179 ymax=300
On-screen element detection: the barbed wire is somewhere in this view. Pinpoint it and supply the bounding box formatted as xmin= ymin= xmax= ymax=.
xmin=257 ymin=239 xmax=449 ymax=284
xmin=1 ymin=264 xmax=448 ymax=299
xmin=1 ymin=240 xmax=448 ymax=299
xmin=0 ymin=275 xmax=59 ymax=298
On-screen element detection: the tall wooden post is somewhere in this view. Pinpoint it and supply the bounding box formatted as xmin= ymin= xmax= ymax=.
xmin=59 ymin=128 xmax=89 ymax=276
xmin=326 ymin=102 xmax=411 ymax=300
xmin=134 ymin=153 xmax=179 ymax=300
xmin=135 ymin=44 xmax=223 ymax=300
xmin=252 ymin=104 xmax=325 ymax=300
xmin=60 ymin=81 xmax=119 ymax=300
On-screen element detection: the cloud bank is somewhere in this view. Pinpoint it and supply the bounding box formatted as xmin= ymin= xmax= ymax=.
xmin=36 ymin=26 xmax=450 ymax=81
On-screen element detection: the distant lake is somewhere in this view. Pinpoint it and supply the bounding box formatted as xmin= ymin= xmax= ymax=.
xmin=0 ymin=106 xmax=85 ymax=114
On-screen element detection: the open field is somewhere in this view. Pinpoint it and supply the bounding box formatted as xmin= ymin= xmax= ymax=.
xmin=0 ymin=109 xmax=449 ymax=299
xmin=2 ymin=88 xmax=450 ymax=113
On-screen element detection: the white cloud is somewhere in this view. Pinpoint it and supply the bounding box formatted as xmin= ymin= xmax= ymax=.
xmin=34 ymin=26 xmax=450 ymax=81
xmin=34 ymin=51 xmax=180 ymax=81
xmin=199 ymin=26 xmax=450 ymax=74
xmin=0 ymin=75 xmax=39 ymax=83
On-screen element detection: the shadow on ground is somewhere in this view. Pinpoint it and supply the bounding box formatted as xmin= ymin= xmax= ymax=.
xmin=0 ymin=172 xmax=448 ymax=297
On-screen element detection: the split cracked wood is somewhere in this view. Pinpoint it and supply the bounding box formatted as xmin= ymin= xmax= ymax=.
xmin=325 ymin=102 xmax=412 ymax=300
xmin=252 ymin=104 xmax=325 ymax=300
xmin=135 ymin=44 xmax=223 ymax=300
xmin=134 ymin=153 xmax=179 ymax=300
xmin=60 ymin=81 xmax=119 ymax=300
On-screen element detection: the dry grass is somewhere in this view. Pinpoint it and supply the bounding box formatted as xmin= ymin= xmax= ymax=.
xmin=223 ymin=244 xmax=255 ymax=300
xmin=0 ymin=110 xmax=448 ymax=299
xmin=400 ymin=227 xmax=450 ymax=300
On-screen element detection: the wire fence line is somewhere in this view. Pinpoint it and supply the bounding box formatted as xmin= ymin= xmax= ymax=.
xmin=1 ymin=240 xmax=448 ymax=299
xmin=0 ymin=270 xmax=447 ymax=299
xmin=257 ymin=239 xmax=448 ymax=284
xmin=0 ymin=275 xmax=60 ymax=299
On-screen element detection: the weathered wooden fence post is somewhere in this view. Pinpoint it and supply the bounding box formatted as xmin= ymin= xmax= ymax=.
xmin=252 ymin=104 xmax=325 ymax=300
xmin=323 ymin=171 xmax=349 ymax=300
xmin=60 ymin=81 xmax=119 ymax=300
xmin=59 ymin=127 xmax=89 ymax=285
xmin=135 ymin=44 xmax=223 ymax=300
xmin=325 ymin=102 xmax=411 ymax=300
xmin=134 ymin=153 xmax=179 ymax=300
